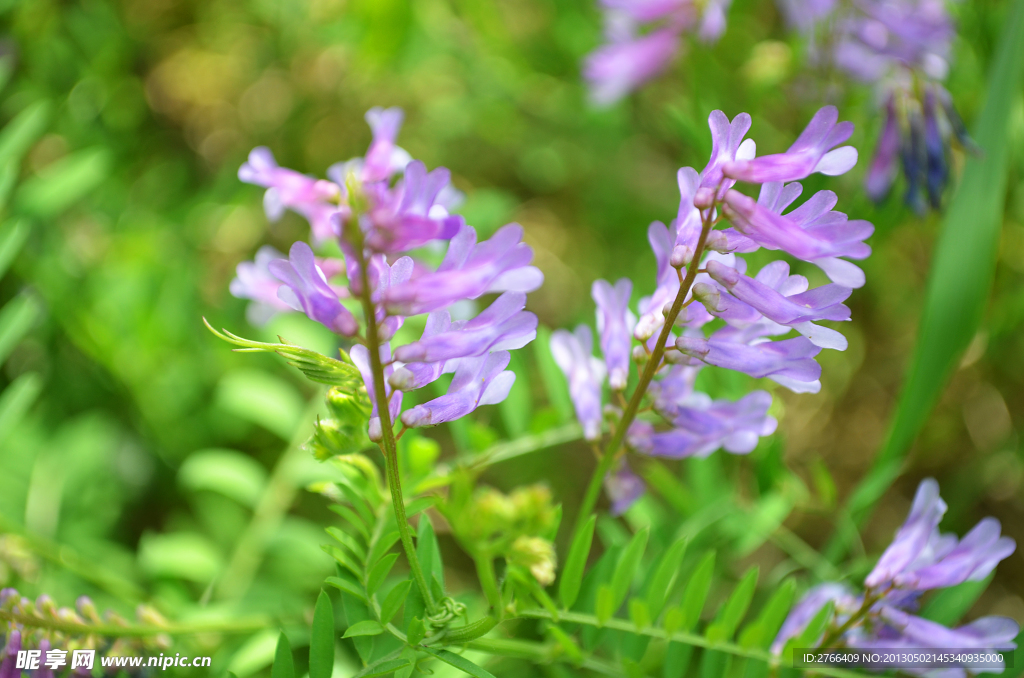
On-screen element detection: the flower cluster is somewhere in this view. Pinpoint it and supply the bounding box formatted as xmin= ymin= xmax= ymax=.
xmin=231 ymin=108 xmax=543 ymax=439
xmin=774 ymin=479 xmax=1018 ymax=677
xmin=583 ymin=0 xmax=731 ymax=105
xmin=552 ymin=106 xmax=870 ymax=513
xmin=782 ymin=0 xmax=973 ymax=211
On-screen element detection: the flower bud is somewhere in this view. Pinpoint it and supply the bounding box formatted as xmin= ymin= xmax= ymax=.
xmin=368 ymin=419 xmax=383 ymax=442
xmin=632 ymin=345 xmax=649 ymax=364
xmin=692 ymin=282 xmax=722 ymax=311
xmin=508 ymin=536 xmax=557 ymax=587
xmin=670 ymin=245 xmax=693 ymax=268
xmin=705 ymin=230 xmax=730 ymax=253
xmin=693 ymin=187 xmax=715 ymax=209
xmin=662 ymin=347 xmax=687 ymax=364
xmin=76 ymin=596 xmax=100 ymax=622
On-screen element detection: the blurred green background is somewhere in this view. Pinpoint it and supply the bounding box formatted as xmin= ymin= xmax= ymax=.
xmin=0 ymin=0 xmax=1022 ymax=674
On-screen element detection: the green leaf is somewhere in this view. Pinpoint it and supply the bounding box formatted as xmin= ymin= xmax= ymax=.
xmin=367 ymin=531 xmax=400 ymax=569
xmin=611 ymin=526 xmax=649 ymax=609
xmin=353 ymin=657 xmax=413 ymax=678
xmin=421 ymin=647 xmax=497 ymax=678
xmin=681 ymin=551 xmax=716 ymax=631
xmin=325 ymin=575 xmax=367 ymax=602
xmin=663 ymin=606 xmax=684 ymax=635
xmin=0 ymin=371 xmax=42 ymax=443
xmin=406 ymin=616 xmax=426 ymax=646
xmin=329 ymin=504 xmax=371 ymax=541
xmin=831 ymin=0 xmax=1024 ymax=554
xmin=743 ymin=578 xmax=796 ymax=649
xmin=336 ymin=481 xmax=377 ymax=529
xmin=17 ymin=147 xmax=111 ymax=217
xmin=178 ymin=449 xmax=268 ymax=508
xmin=546 ymin=624 xmax=583 ymax=664
xmin=0 ymin=100 xmax=50 ymax=168
xmin=559 ymin=514 xmax=595 ymax=609
xmin=712 ymin=566 xmax=758 ymax=641
xmin=0 ymin=293 xmax=41 ymax=366
xmin=793 ymin=600 xmax=834 ymax=650
xmin=215 ymin=369 xmax=304 ymax=440
xmin=0 ymin=219 xmax=30 ymax=279
xmin=205 ymin=320 xmax=366 ymax=393
xmin=663 ymin=641 xmax=694 ymax=678
xmin=366 ymin=553 xmax=399 ymax=595
xmin=417 ymin=513 xmax=444 ymax=589
xmin=271 ymin=633 xmax=295 ymax=678
xmin=309 ymin=591 xmax=335 ymax=678
xmin=327 ymin=526 xmax=368 ymax=562
xmin=379 ymin=579 xmax=412 ymax=624
xmin=920 ymin=576 xmax=992 ymax=626
xmin=343 ymin=620 xmax=384 ymax=638
xmin=595 ymin=584 xmax=614 ymax=626
xmin=405 ymin=496 xmax=435 ymax=517
xmin=629 ymin=598 xmax=651 ymax=630
xmin=322 ymin=544 xmax=363 ymax=581
xmin=444 ymin=616 xmax=499 ymax=644
xmin=646 ymin=536 xmax=688 ymax=619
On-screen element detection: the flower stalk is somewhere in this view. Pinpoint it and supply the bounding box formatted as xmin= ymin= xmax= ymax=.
xmin=353 ymin=240 xmax=437 ymax=615
xmin=571 ymin=201 xmax=717 ymax=538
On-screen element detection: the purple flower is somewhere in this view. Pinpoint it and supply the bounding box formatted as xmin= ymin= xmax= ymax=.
xmin=723 ymin=106 xmax=858 ymax=183
xmin=648 ymin=363 xmax=702 ymax=417
xmin=268 ymin=242 xmax=358 ymax=336
xmin=865 ymin=478 xmax=1017 ymax=591
xmin=0 ymin=630 xmax=20 ymax=678
xmin=698 ymin=111 xmax=756 ymax=195
xmin=388 ymin=312 xmax=458 ymax=391
xmin=866 ymin=95 xmax=901 ymax=202
xmin=705 ymin=259 xmax=852 ymax=350
xmin=370 ymin=254 xmax=415 ymax=341
xmin=772 ymin=583 xmax=858 ymax=653
xmin=383 ymin=223 xmax=543 ymax=316
xmin=593 ymin=279 xmax=636 ymax=390
xmin=635 ymin=221 xmax=680 ymax=340
xmin=362 ymin=106 xmax=412 ymax=183
xmin=393 ymin=291 xmax=537 ymax=364
xmin=676 ymin=334 xmax=822 ymax=393
xmin=239 ymin=147 xmax=342 ymax=243
xmin=584 ymin=25 xmax=679 ymax=106
xmin=550 ymin=325 xmax=607 ymax=440
xmin=722 ymin=188 xmax=874 ymax=266
xmin=628 ymin=390 xmax=776 ymax=458
xmin=873 ymin=607 xmax=1019 ymax=653
xmin=400 ymin=352 xmax=516 ymax=427
xmin=605 ymin=461 xmax=646 ymax=516
xmin=351 ymin=343 xmax=403 ymax=441
xmin=231 ymin=246 xmax=346 ymax=326
xmin=364 ymin=161 xmax=465 ymax=253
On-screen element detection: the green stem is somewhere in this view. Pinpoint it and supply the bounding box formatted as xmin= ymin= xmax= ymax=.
xmin=817 ymin=590 xmax=879 ymax=649
xmin=474 ymin=554 xmax=503 ymax=618
xmin=571 ymin=206 xmax=717 ymax=538
xmin=0 ymin=610 xmax=272 ymax=638
xmin=354 ymin=244 xmax=436 ymax=614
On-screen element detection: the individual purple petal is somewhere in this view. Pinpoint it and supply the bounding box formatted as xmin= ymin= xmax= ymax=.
xmin=230 ymin=245 xmax=294 ymax=324
xmin=698 ymin=0 xmax=731 ymax=41
xmin=706 ymin=260 xmax=851 ymax=325
xmin=383 ymin=223 xmax=544 ymax=316
xmin=772 ymin=583 xmax=858 ymax=654
xmin=923 ymin=89 xmax=947 ymax=209
xmin=699 ymin=110 xmax=756 ymax=194
xmin=723 ymin=106 xmax=858 ymax=183
xmin=362 ymin=107 xmax=411 ymax=182
xmin=550 ymin=325 xmax=606 ymax=440
xmin=583 ymin=27 xmax=680 ymax=106
xmin=239 ymin=147 xmax=342 ymax=243
xmin=394 ymin=292 xmax=537 ymax=363
xmin=878 ymin=607 xmax=1020 ymax=651
xmin=400 ymin=352 xmax=515 ymax=427
xmin=865 ymin=478 xmax=947 ymax=589
xmin=648 ymin=363 xmax=702 ymax=417
xmin=269 ymin=242 xmax=358 ymax=336
xmin=677 ymin=334 xmax=822 ymax=390
xmin=389 ymin=312 xmax=456 ymax=391
xmin=600 ymin=0 xmax=690 ymax=22
xmin=0 ymin=630 xmax=20 ymax=678
xmin=866 ymin=95 xmax=901 ymax=202
xmin=635 ymin=221 xmax=678 ymax=340
xmin=674 ymin=167 xmax=704 ymax=251
xmin=351 ymin=343 xmax=403 ymax=441
xmin=593 ymin=278 xmax=637 ymax=390
xmin=372 ymin=255 xmax=415 ymax=341
xmin=897 ymin=518 xmax=1017 ymax=590
xmin=605 ymin=461 xmax=647 ymax=516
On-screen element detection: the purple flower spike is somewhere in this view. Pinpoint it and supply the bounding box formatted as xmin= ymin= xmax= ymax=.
xmin=699 ymin=110 xmax=756 ymax=194
xmin=865 ymin=478 xmax=947 ymax=589
xmin=351 ymin=343 xmax=403 ymax=441
xmin=584 ymin=26 xmax=679 ymax=106
xmin=648 ymin=363 xmax=702 ymax=417
xmin=384 ymin=223 xmax=543 ymax=316
xmin=677 ymin=334 xmax=822 ymax=393
xmin=0 ymin=630 xmax=20 ymax=678
xmin=605 ymin=461 xmax=646 ymax=516
xmin=269 ymin=242 xmax=358 ymax=336
xmin=239 ymin=147 xmax=342 ymax=243
xmin=593 ymin=279 xmax=636 ymax=390
xmin=898 ymin=518 xmax=1017 ymax=590
xmin=629 ymin=390 xmax=777 ymax=458
xmin=550 ymin=325 xmax=607 ymax=440
xmin=724 ymin=106 xmax=858 ymax=183
xmin=635 ymin=221 xmax=679 ymax=340
xmin=866 ymin=96 xmax=901 ymax=202
xmin=772 ymin=584 xmax=858 ymax=654
xmin=389 ymin=312 xmax=458 ymax=391
xmin=363 ymin=106 xmax=411 ymax=182
xmin=674 ymin=167 xmax=704 ymax=251
xmin=401 ymin=352 xmax=515 ymax=427
xmin=365 ymin=160 xmax=464 ymax=253
xmin=394 ymin=291 xmax=538 ymax=364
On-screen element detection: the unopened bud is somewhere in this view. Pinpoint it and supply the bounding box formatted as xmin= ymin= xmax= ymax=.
xmin=77 ymin=596 xmax=100 ymax=622
xmin=670 ymin=245 xmax=693 ymax=268
xmin=692 ymin=282 xmax=721 ymax=311
xmin=632 ymin=345 xmax=649 ymax=363
xmin=662 ymin=347 xmax=687 ymax=364
xmin=705 ymin=230 xmax=731 ymax=253
xmin=693 ymin=187 xmax=715 ymax=209
xmin=508 ymin=536 xmax=557 ymax=587
xmin=368 ymin=419 xmax=383 ymax=442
